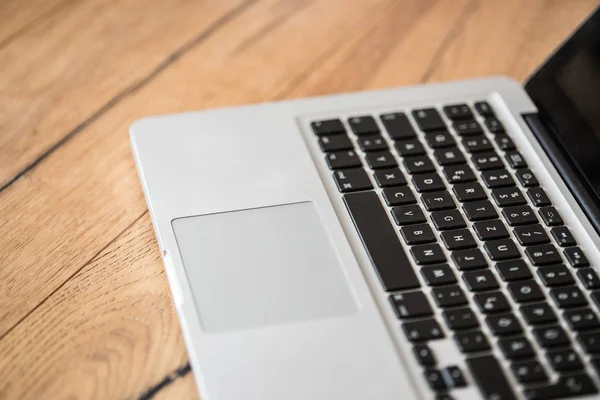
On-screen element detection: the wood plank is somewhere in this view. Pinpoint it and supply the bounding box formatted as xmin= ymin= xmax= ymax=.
xmin=0 ymin=0 xmax=68 ymax=47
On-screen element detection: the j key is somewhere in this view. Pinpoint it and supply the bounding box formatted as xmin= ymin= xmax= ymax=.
xmin=443 ymin=104 xmax=473 ymax=120
xmin=508 ymin=280 xmax=545 ymax=303
xmin=411 ymin=244 xmax=446 ymax=265
xmin=453 ymin=120 xmax=483 ymax=136
xmin=333 ymin=169 xmax=374 ymax=193
xmin=425 ymin=130 xmax=455 ymax=148
xmin=525 ymin=374 xmax=598 ymax=400
xmin=533 ymin=325 xmax=570 ymax=348
xmin=499 ymin=336 xmax=534 ymax=359
xmin=511 ymin=360 xmax=548 ymax=384
xmin=412 ymin=108 xmax=446 ymax=131
xmin=466 ymin=355 xmax=516 ymax=400
xmin=494 ymin=134 xmax=515 ymax=151
xmin=502 ymin=205 xmax=538 ymax=226
xmin=432 ymin=285 xmax=468 ymax=308
xmin=390 ymin=291 xmax=433 ymax=319
xmin=539 ymin=207 xmax=563 ymax=226
xmin=357 ymin=135 xmax=388 ymax=152
xmin=400 ymin=224 xmax=437 ymax=245
xmin=373 ymin=168 xmax=407 ymax=187
xmin=492 ymin=187 xmax=526 ymax=207
xmin=441 ymin=229 xmax=477 ymax=250
xmin=514 ymin=225 xmax=550 ymax=246
xmin=455 ymin=331 xmax=490 ymax=353
xmin=472 ymin=152 xmax=504 ymax=171
xmin=403 ymin=318 xmax=445 ymax=342
xmin=421 ymin=191 xmax=456 ymax=211
xmin=391 ymin=204 xmax=426 ymax=225
xmin=463 ymin=270 xmax=499 ymax=292
xmin=550 ymin=286 xmax=587 ymax=308
xmin=403 ymin=155 xmax=436 ymax=174
xmin=326 ymin=150 xmax=361 ymax=169
xmin=520 ymin=303 xmax=557 ymax=325
xmin=424 ymin=369 xmax=447 ymax=391
xmin=496 ymin=260 xmax=532 ymax=281
xmin=463 ymin=200 xmax=498 ymax=221
xmin=366 ymin=151 xmax=397 ymax=169
xmin=395 ymin=139 xmax=426 ymax=156
xmin=474 ymin=219 xmax=510 ymax=241
xmin=474 ymin=291 xmax=511 ymax=314
xmin=527 ymin=187 xmax=551 ymax=207
xmin=453 ymin=182 xmax=487 ymax=202
xmin=462 ymin=136 xmax=493 ymax=153
xmin=484 ymin=117 xmax=505 ymax=133
xmin=443 ymin=165 xmax=476 ymax=184
xmin=452 ymin=248 xmax=488 ymax=270
xmin=516 ymin=169 xmax=539 ymax=187
xmin=413 ymin=344 xmax=436 ymax=366
xmin=525 ymin=244 xmax=562 ymax=266
xmin=551 ymin=227 xmax=576 ymax=247
xmin=505 ymin=151 xmax=527 ymax=169
xmin=348 ymin=115 xmax=379 ymax=136
xmin=578 ymin=332 xmax=600 ymax=354
xmin=441 ymin=366 xmax=467 ymax=389
xmin=547 ymin=348 xmax=583 ymax=372
xmin=577 ymin=268 xmax=600 ymax=289
xmin=412 ymin=173 xmax=446 ymax=192
xmin=484 ymin=239 xmax=520 ymax=261
xmin=564 ymin=247 xmax=589 ymax=267
xmin=430 ymin=209 xmax=466 ymax=230
xmin=487 ymin=313 xmax=522 ymax=336
xmin=433 ymin=148 xmax=466 ymax=166
xmin=319 ymin=134 xmax=353 ymax=152
xmin=481 ymin=169 xmax=515 ymax=189
xmin=382 ymin=187 xmax=417 ymax=206
xmin=421 ymin=264 xmax=457 ymax=286
xmin=563 ymin=308 xmax=600 ymax=331
xmin=380 ymin=112 xmax=417 ymax=140
xmin=311 ymin=118 xmax=345 ymax=136
xmin=443 ymin=307 xmax=479 ymax=330
xmin=537 ymin=265 xmax=574 ymax=287
xmin=474 ymin=101 xmax=494 ymax=117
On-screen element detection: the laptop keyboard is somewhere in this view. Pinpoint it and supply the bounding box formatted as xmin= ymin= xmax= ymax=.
xmin=311 ymin=102 xmax=600 ymax=400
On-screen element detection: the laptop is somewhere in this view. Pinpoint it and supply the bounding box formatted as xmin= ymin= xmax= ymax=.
xmin=130 ymin=8 xmax=600 ymax=400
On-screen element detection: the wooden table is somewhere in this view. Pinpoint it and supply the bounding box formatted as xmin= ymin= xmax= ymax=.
xmin=0 ymin=1 xmax=596 ymax=398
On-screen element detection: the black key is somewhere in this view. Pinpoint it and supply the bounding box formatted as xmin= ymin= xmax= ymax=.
xmin=499 ymin=336 xmax=535 ymax=359
xmin=564 ymin=247 xmax=589 ymax=268
xmin=505 ymin=151 xmax=527 ymax=169
xmin=462 ymin=136 xmax=493 ymax=153
xmin=344 ymin=192 xmax=420 ymax=291
xmin=491 ymin=187 xmax=526 ymax=207
xmin=333 ymin=169 xmax=373 ymax=193
xmin=412 ymin=173 xmax=446 ymax=192
xmin=381 ymin=112 xmax=417 ymax=140
xmin=326 ymin=150 xmax=362 ymax=169
xmin=443 ymin=164 xmax=476 ymax=184
xmin=391 ymin=204 xmax=426 ymax=225
xmin=472 ymin=152 xmax=504 ymax=171
xmin=456 ymin=331 xmax=491 ymax=353
xmin=593 ymin=291 xmax=600 ymax=308
xmin=463 ymin=200 xmax=498 ymax=221
xmin=484 ymin=239 xmax=520 ymax=261
xmin=441 ymin=229 xmax=476 ymax=250
xmin=487 ymin=313 xmax=522 ymax=336
xmin=425 ymin=130 xmax=455 ymax=148
xmin=382 ymin=186 xmax=417 ymax=206
xmin=433 ymin=147 xmax=466 ymax=166
xmin=481 ymin=169 xmax=515 ymax=189
xmin=463 ymin=270 xmax=499 ymax=292
xmin=502 ymin=205 xmax=538 ymax=226
xmin=547 ymin=348 xmax=583 ymax=372
xmin=421 ymin=264 xmax=457 ymax=286
xmin=443 ymin=307 xmax=479 ymax=330
xmin=403 ymin=155 xmax=435 ymax=174
xmin=520 ymin=303 xmax=557 ymax=325
xmin=527 ymin=187 xmax=551 ymax=206
xmin=485 ymin=117 xmax=505 ymax=133
xmin=390 ymin=291 xmax=433 ymax=319
xmin=577 ymin=268 xmax=600 ymax=289
xmin=441 ymin=366 xmax=467 ymax=389
xmin=474 ymin=291 xmax=511 ymax=314
xmin=514 ymin=225 xmax=550 ymax=246
xmin=453 ymin=182 xmax=487 ymax=202
xmin=593 ymin=358 xmax=600 ymax=374
xmin=550 ymin=286 xmax=587 ymax=308
xmin=373 ymin=168 xmax=407 ymax=187
xmin=348 ymin=115 xmax=379 ymax=136
xmin=311 ymin=118 xmax=345 ymax=136
xmin=508 ymin=280 xmax=545 ymax=303
xmin=403 ymin=318 xmax=445 ymax=342
xmin=533 ymin=325 xmax=570 ymax=348
xmin=516 ymin=169 xmax=539 ymax=187
xmin=365 ymin=151 xmax=397 ymax=169
xmin=453 ymin=120 xmax=483 ymax=136
xmin=452 ymin=248 xmax=487 ymax=270
xmin=578 ymin=332 xmax=600 ymax=354
xmin=474 ymin=101 xmax=494 ymax=117
xmin=443 ymin=104 xmax=473 ymax=120
xmin=473 ymin=219 xmax=509 ymax=241
xmin=400 ymin=224 xmax=436 ymax=245
xmin=421 ymin=191 xmax=456 ymax=211
xmin=564 ymin=308 xmax=600 ymax=331
xmin=525 ymin=244 xmax=562 ymax=266
xmin=537 ymin=265 xmax=574 ymax=287
xmin=539 ymin=207 xmax=563 ymax=227
xmin=357 ymin=135 xmax=388 ymax=152
xmin=466 ymin=355 xmax=516 ymax=400
xmin=412 ymin=108 xmax=445 ymax=131
xmin=525 ymin=374 xmax=597 ymax=400
xmin=432 ymin=285 xmax=468 ymax=308
xmin=551 ymin=227 xmax=576 ymax=247
xmin=511 ymin=360 xmax=548 ymax=384
xmin=411 ymin=244 xmax=446 ymax=265
xmin=495 ymin=134 xmax=515 ymax=151
xmin=424 ymin=369 xmax=447 ymax=391
xmin=496 ymin=260 xmax=532 ymax=281
xmin=430 ymin=209 xmax=466 ymax=231
xmin=394 ymin=139 xmax=426 ymax=156
xmin=319 ymin=134 xmax=353 ymax=152
xmin=413 ymin=344 xmax=436 ymax=366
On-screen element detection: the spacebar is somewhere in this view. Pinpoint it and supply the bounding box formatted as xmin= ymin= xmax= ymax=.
xmin=466 ymin=355 xmax=517 ymax=400
xmin=343 ymin=191 xmax=420 ymax=291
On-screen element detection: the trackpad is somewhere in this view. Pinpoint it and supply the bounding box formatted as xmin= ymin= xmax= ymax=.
xmin=172 ymin=202 xmax=358 ymax=332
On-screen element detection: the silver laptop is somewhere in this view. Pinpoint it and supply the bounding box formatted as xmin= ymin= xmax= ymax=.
xmin=130 ymin=9 xmax=600 ymax=400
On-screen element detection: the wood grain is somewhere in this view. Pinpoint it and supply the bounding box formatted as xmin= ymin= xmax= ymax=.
xmin=0 ymin=0 xmax=69 ymax=47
